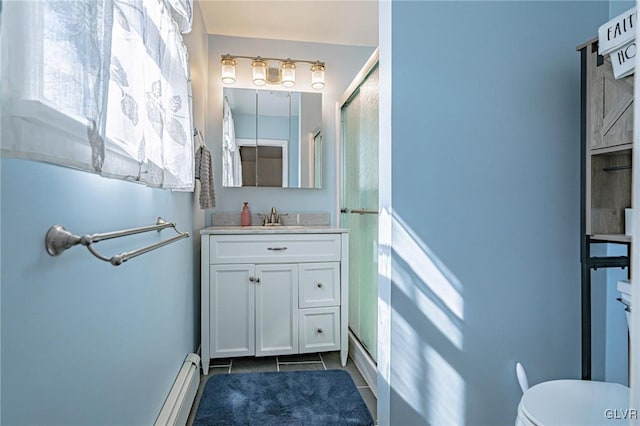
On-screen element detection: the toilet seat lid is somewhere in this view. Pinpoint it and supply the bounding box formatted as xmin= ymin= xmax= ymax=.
xmin=520 ymin=380 xmax=630 ymax=426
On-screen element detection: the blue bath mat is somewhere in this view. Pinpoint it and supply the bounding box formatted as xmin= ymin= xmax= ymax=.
xmin=193 ymin=369 xmax=374 ymax=426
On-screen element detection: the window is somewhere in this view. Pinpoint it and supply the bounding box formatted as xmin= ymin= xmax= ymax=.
xmin=0 ymin=0 xmax=194 ymax=191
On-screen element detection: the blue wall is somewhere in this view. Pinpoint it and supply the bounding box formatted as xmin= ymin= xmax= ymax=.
xmin=235 ymin=113 xmax=296 ymax=142
xmin=207 ymin=35 xmax=375 ymax=223
xmin=388 ymin=1 xmax=607 ymax=424
xmin=609 ymin=0 xmax=635 ymax=17
xmin=0 ymin=3 xmax=209 ymax=423
xmin=1 ymin=160 xmax=197 ymax=424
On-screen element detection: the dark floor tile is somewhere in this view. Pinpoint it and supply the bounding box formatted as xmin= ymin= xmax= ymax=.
xmin=342 ymin=361 xmax=367 ymax=387
xmin=208 ymin=366 xmax=230 ymax=375
xmin=278 ymin=352 xmax=321 ymax=363
xmin=210 ymin=358 xmax=231 ymax=367
xmin=321 ymin=352 xmax=367 ymax=387
xmin=320 ymin=351 xmax=341 ymax=368
xmin=231 ymin=356 xmax=277 ymax=373
xmin=278 ymin=362 xmax=325 ymax=372
xmin=358 ymin=387 xmax=377 ymax=423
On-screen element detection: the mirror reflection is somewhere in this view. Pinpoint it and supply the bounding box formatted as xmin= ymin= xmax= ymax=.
xmin=222 ymin=88 xmax=322 ymax=188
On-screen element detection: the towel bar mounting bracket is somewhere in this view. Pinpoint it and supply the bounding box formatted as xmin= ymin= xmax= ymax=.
xmin=45 ymin=225 xmax=82 ymax=256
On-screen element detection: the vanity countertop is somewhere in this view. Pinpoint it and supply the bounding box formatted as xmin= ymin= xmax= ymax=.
xmin=201 ymin=226 xmax=348 ymax=235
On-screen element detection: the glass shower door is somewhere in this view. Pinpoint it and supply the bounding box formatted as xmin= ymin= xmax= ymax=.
xmin=340 ymin=65 xmax=379 ymax=361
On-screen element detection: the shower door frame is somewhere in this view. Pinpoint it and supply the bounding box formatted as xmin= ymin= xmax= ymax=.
xmin=334 ymin=49 xmax=380 ymax=394
xmin=334 ymin=49 xmax=379 ymax=227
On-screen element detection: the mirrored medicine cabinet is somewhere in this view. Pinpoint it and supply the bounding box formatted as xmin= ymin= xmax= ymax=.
xmin=222 ymin=87 xmax=323 ymax=188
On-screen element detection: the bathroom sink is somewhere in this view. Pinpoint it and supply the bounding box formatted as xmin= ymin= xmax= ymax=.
xmin=232 ymin=225 xmax=308 ymax=230
xmin=259 ymin=225 xmax=308 ymax=230
xmin=205 ymin=225 xmax=318 ymax=233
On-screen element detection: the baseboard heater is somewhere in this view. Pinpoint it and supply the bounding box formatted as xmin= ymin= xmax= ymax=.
xmin=155 ymin=353 xmax=201 ymax=426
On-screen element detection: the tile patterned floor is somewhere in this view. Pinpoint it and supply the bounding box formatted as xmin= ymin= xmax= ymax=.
xmin=186 ymin=351 xmax=377 ymax=425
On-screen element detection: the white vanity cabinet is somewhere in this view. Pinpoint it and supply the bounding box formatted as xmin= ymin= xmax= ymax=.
xmin=201 ymin=228 xmax=349 ymax=374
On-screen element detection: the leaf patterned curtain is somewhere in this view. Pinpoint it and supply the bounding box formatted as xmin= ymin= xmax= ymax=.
xmin=1 ymin=0 xmax=194 ymax=191
xmin=166 ymin=0 xmax=193 ymax=33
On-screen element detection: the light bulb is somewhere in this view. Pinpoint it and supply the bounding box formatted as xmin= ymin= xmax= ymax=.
xmin=220 ymin=57 xmax=236 ymax=84
xmin=311 ymin=62 xmax=325 ymax=90
xmin=252 ymin=58 xmax=267 ymax=86
xmin=281 ymin=61 xmax=296 ymax=88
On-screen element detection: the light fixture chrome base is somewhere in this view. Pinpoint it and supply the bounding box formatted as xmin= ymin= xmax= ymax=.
xmin=266 ymin=67 xmax=282 ymax=84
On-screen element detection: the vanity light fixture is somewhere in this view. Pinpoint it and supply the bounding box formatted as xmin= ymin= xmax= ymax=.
xmin=251 ymin=58 xmax=268 ymax=86
xmin=281 ymin=60 xmax=296 ymax=88
xmin=220 ymin=54 xmax=326 ymax=90
xmin=310 ymin=62 xmax=325 ymax=90
xmin=220 ymin=55 xmax=237 ymax=84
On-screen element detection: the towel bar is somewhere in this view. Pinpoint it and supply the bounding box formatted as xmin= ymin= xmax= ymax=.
xmin=45 ymin=217 xmax=189 ymax=266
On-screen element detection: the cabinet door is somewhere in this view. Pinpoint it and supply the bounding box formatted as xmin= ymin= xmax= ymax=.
xmin=255 ymin=264 xmax=299 ymax=356
xmin=210 ymin=264 xmax=255 ymax=358
xmin=590 ymin=49 xmax=634 ymax=151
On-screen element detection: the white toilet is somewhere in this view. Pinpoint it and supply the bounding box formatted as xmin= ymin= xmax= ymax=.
xmin=515 ymin=281 xmax=632 ymax=425
xmin=516 ymin=379 xmax=629 ymax=425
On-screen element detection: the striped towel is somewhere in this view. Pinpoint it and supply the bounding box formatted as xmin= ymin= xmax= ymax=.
xmin=195 ymin=144 xmax=215 ymax=209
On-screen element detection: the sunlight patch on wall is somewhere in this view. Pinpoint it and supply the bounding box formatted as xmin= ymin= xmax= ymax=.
xmin=378 ymin=206 xmax=392 ymax=387
xmin=392 ymin=213 xmax=463 ymax=321
xmin=425 ymin=345 xmax=465 ymax=425
xmin=379 ymin=207 xmax=392 ymax=280
xmin=391 ymin=312 xmax=466 ymax=424
xmin=391 ymin=212 xmax=464 ymax=349
xmin=393 ymin=257 xmax=463 ymax=349
xmin=378 ymin=294 xmax=391 ymax=385
xmin=388 ymin=212 xmax=466 ymax=423
xmin=391 ymin=312 xmax=428 ymax=418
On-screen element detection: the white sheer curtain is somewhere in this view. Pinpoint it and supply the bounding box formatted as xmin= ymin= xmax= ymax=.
xmin=1 ymin=0 xmax=194 ymax=191
xmin=222 ymin=96 xmax=242 ymax=187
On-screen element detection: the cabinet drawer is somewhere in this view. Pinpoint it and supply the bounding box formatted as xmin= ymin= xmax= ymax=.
xmin=299 ymin=262 xmax=340 ymax=308
xmin=209 ymin=234 xmax=340 ymax=264
xmin=299 ymin=307 xmax=340 ymax=353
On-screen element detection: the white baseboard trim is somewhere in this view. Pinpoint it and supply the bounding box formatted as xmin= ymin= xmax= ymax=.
xmin=348 ymin=330 xmax=377 ymax=397
xmin=155 ymin=353 xmax=201 ymax=426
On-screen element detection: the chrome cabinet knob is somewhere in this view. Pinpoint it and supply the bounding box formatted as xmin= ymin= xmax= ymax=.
xmin=256 ymin=277 xmax=261 ymax=284
xmin=316 ymin=283 xmax=323 ymax=288
xmin=249 ymin=276 xmax=255 ymax=282
xmin=317 ymin=328 xmax=323 ymax=334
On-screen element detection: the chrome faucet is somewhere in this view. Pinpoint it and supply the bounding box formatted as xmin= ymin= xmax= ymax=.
xmin=259 ymin=207 xmax=287 ymax=226
xmin=269 ymin=207 xmax=278 ymax=224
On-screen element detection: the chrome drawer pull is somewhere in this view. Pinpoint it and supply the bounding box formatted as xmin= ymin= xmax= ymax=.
xmin=316 ymin=283 xmax=323 ymax=288
xmin=317 ymin=328 xmax=323 ymax=334
xmin=267 ymin=247 xmax=288 ymax=251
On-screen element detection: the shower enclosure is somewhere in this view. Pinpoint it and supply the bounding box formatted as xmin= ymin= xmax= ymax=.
xmin=340 ymin=63 xmax=379 ymax=361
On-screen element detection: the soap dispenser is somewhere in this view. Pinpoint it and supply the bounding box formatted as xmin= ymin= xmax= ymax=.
xmin=241 ymin=202 xmax=251 ymax=226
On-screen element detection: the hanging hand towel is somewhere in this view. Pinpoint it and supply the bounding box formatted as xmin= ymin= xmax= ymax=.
xmin=195 ymin=144 xmax=216 ymax=209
